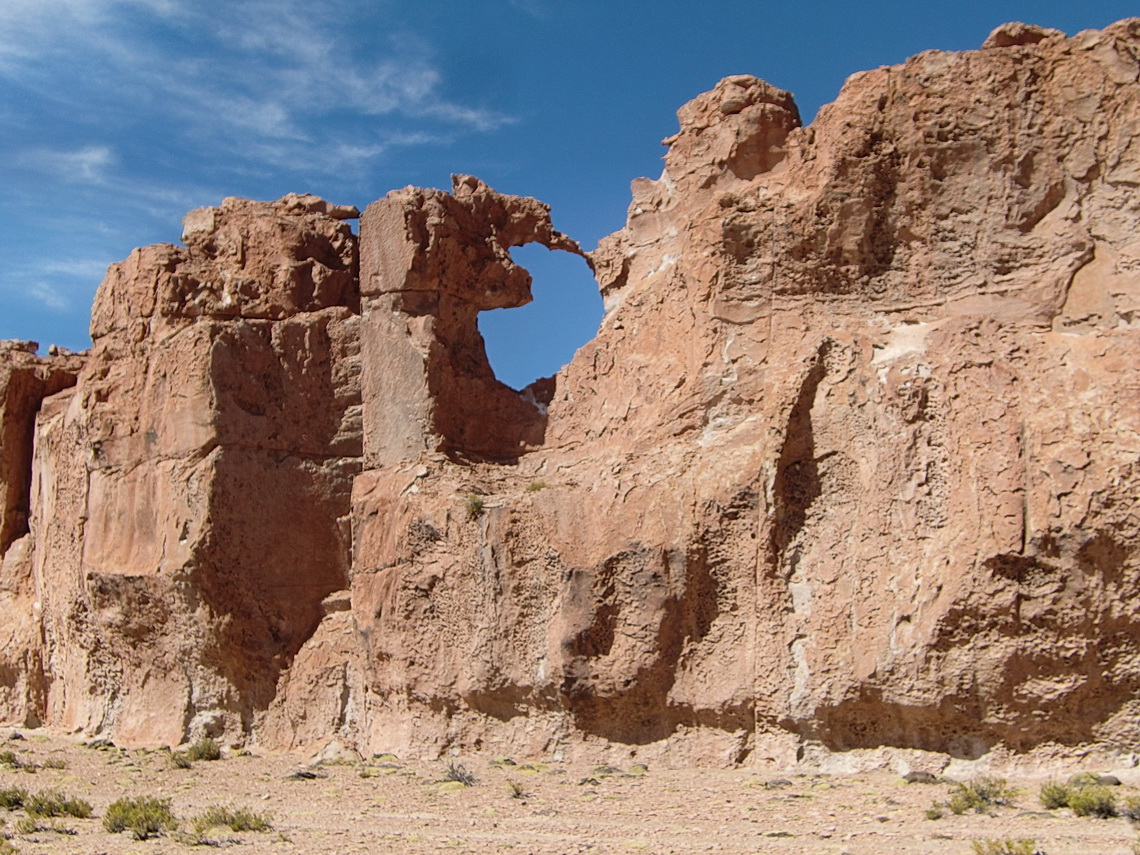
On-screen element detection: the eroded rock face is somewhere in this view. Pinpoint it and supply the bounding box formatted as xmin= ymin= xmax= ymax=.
xmin=3 ymin=20 xmax=1140 ymax=767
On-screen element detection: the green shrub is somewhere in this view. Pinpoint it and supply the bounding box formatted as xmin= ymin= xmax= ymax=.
xmin=0 ymin=754 xmax=18 ymax=770
xmin=0 ymin=789 xmax=25 ymax=811
xmin=924 ymin=805 xmax=945 ymax=820
xmin=191 ymin=805 xmax=271 ymax=834
xmin=1068 ymin=771 xmax=1101 ymax=786
xmin=465 ymin=495 xmax=484 ymax=519
xmin=948 ymin=776 xmax=1018 ymax=815
xmin=184 ymin=737 xmax=221 ymax=762
xmin=24 ymin=790 xmax=91 ymax=819
xmin=103 ymin=796 xmax=177 ymax=839
xmin=1039 ymin=780 xmax=1072 ymax=809
xmin=1068 ymin=784 xmax=1117 ymax=818
xmin=171 ymin=751 xmax=192 ymax=769
xmin=970 ymin=838 xmax=1039 ymax=855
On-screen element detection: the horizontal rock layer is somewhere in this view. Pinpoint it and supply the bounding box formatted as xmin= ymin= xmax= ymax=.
xmin=1 ymin=20 xmax=1138 ymax=767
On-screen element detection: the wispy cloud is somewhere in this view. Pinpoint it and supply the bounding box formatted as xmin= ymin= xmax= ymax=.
xmin=18 ymin=146 xmax=115 ymax=184
xmin=26 ymin=282 xmax=71 ymax=311
xmin=1 ymin=0 xmax=508 ymax=167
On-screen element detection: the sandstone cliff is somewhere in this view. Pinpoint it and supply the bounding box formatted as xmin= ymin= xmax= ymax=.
xmin=1 ymin=20 xmax=1138 ymax=768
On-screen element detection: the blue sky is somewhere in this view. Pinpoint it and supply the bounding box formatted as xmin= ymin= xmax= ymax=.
xmin=2 ymin=1 xmax=1136 ymax=389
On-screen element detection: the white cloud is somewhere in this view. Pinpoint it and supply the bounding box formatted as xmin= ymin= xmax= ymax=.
xmin=0 ymin=0 xmax=508 ymax=152
xmin=19 ymin=146 xmax=116 ymax=184
xmin=26 ymin=282 xmax=71 ymax=311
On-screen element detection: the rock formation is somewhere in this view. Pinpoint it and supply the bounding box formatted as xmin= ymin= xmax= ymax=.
xmin=1 ymin=20 xmax=1138 ymax=767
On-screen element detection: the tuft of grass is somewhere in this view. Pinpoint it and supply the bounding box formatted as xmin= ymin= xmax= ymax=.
xmin=39 ymin=757 xmax=66 ymax=771
xmin=970 ymin=838 xmax=1039 ymax=855
xmin=442 ymin=762 xmax=477 ymax=787
xmin=0 ymin=754 xmax=18 ymax=770
xmin=526 ymin=481 xmax=548 ymax=492
xmin=948 ymin=776 xmax=1018 ymax=815
xmin=0 ymin=789 xmax=26 ymax=811
xmin=1039 ymin=780 xmax=1071 ymax=809
xmin=103 ymin=796 xmax=178 ymax=839
xmin=0 ymin=839 xmax=14 ymax=855
xmin=171 ymin=751 xmax=193 ymax=769
xmin=924 ymin=805 xmax=945 ymax=820
xmin=506 ymin=780 xmax=528 ymax=800
xmin=465 ymin=495 xmax=484 ymax=519
xmin=24 ymin=790 xmax=91 ymax=819
xmin=191 ymin=805 xmax=271 ymax=834
xmin=184 ymin=737 xmax=221 ymax=762
xmin=1067 ymin=784 xmax=1117 ymax=818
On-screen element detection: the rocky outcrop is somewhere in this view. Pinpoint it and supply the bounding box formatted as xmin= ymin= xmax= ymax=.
xmin=2 ymin=20 xmax=1139 ymax=767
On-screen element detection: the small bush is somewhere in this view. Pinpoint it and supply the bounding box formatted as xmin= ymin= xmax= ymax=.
xmin=0 ymin=754 xmax=18 ymax=770
xmin=1068 ymin=771 xmax=1101 ymax=786
xmin=103 ymin=796 xmax=178 ymax=839
xmin=442 ymin=762 xmax=476 ymax=787
xmin=191 ymin=805 xmax=271 ymax=834
xmin=0 ymin=789 xmax=25 ymax=811
xmin=1039 ymin=780 xmax=1072 ymax=809
xmin=1068 ymin=784 xmax=1117 ymax=818
xmin=506 ymin=780 xmax=528 ymax=800
xmin=39 ymin=757 xmax=66 ymax=771
xmin=171 ymin=751 xmax=193 ymax=769
xmin=970 ymin=838 xmax=1039 ymax=855
xmin=924 ymin=805 xmax=945 ymax=820
xmin=24 ymin=790 xmax=91 ymax=819
xmin=184 ymin=737 xmax=221 ymax=762
xmin=465 ymin=495 xmax=484 ymax=519
xmin=11 ymin=818 xmax=35 ymax=837
xmin=948 ymin=776 xmax=1018 ymax=815
xmin=526 ymin=481 xmax=548 ymax=492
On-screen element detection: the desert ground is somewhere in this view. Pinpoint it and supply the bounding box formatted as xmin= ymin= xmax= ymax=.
xmin=0 ymin=730 xmax=1136 ymax=854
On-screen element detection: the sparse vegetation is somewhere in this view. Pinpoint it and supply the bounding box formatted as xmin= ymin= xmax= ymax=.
xmin=184 ymin=737 xmax=222 ymax=762
xmin=948 ymin=776 xmax=1018 ymax=815
xmin=24 ymin=790 xmax=91 ymax=818
xmin=970 ymin=838 xmax=1039 ymax=855
xmin=1067 ymin=784 xmax=1117 ymax=818
xmin=526 ymin=481 xmax=548 ymax=492
xmin=171 ymin=751 xmax=193 ymax=769
xmin=103 ymin=796 xmax=178 ymax=839
xmin=39 ymin=757 xmax=66 ymax=770
xmin=465 ymin=494 xmax=485 ymax=519
xmin=1068 ymin=772 xmax=1101 ymax=787
xmin=1039 ymin=780 xmax=1072 ymax=809
xmin=506 ymin=780 xmax=528 ymax=800
xmin=443 ymin=762 xmax=477 ymax=787
xmin=924 ymin=805 xmax=944 ymax=820
xmin=0 ymin=838 xmax=16 ymax=855
xmin=10 ymin=818 xmax=35 ymax=837
xmin=0 ymin=754 xmax=18 ymax=770
xmin=0 ymin=789 xmax=25 ymax=811
xmin=191 ymin=805 xmax=272 ymax=834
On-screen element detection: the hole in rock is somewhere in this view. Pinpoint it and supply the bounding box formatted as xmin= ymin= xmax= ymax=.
xmin=478 ymin=244 xmax=603 ymax=391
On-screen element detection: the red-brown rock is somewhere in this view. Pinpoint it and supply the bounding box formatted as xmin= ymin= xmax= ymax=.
xmin=2 ymin=21 xmax=1139 ymax=771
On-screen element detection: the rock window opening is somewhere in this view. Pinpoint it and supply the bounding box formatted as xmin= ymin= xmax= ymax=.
xmin=478 ymin=243 xmax=603 ymax=391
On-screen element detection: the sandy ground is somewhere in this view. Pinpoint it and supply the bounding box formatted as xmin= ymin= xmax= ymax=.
xmin=0 ymin=730 xmax=1136 ymax=854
